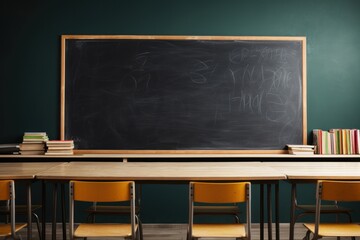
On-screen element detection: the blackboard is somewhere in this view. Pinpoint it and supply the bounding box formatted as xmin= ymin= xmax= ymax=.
xmin=61 ymin=35 xmax=307 ymax=154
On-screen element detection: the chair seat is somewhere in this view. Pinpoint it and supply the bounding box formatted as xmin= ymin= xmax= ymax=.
xmin=0 ymin=223 xmax=27 ymax=237
xmin=194 ymin=206 xmax=239 ymax=215
xmin=297 ymin=204 xmax=351 ymax=213
xmin=303 ymin=223 xmax=360 ymax=237
xmin=74 ymin=223 xmax=137 ymax=237
xmin=192 ymin=223 xmax=246 ymax=238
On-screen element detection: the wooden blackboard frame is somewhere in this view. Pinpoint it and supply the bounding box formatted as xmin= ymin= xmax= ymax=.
xmin=61 ymin=35 xmax=307 ymax=155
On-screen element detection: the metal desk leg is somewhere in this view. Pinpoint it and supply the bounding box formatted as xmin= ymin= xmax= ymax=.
xmin=275 ymin=182 xmax=280 ymax=240
xmin=42 ymin=181 xmax=46 ymax=240
xmin=267 ymin=184 xmax=273 ymax=240
xmin=289 ymin=182 xmax=296 ymax=240
xmin=260 ymin=184 xmax=264 ymax=240
xmin=61 ymin=183 xmax=66 ymax=240
xmin=42 ymin=181 xmax=67 ymax=240
xmin=52 ymin=183 xmax=58 ymax=240
xmin=26 ymin=181 xmax=32 ymax=240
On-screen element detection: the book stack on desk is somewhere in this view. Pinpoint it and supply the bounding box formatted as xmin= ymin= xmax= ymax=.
xmin=20 ymin=132 xmax=48 ymax=155
xmin=45 ymin=140 xmax=74 ymax=155
xmin=287 ymin=145 xmax=315 ymax=155
xmin=0 ymin=144 xmax=20 ymax=154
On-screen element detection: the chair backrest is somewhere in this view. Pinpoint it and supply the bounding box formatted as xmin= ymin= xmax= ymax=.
xmin=192 ymin=182 xmax=249 ymax=203
xmin=0 ymin=180 xmax=16 ymax=237
xmin=0 ymin=180 xmax=12 ymax=201
xmin=71 ymin=181 xmax=132 ymax=202
xmin=319 ymin=180 xmax=360 ymax=201
xmin=189 ymin=182 xmax=251 ymax=238
xmin=314 ymin=180 xmax=360 ymax=236
xmin=69 ymin=181 xmax=136 ymax=239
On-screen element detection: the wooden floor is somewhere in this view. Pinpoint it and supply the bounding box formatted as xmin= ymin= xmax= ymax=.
xmin=18 ymin=223 xmax=358 ymax=240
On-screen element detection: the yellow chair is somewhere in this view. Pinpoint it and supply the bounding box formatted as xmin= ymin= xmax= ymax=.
xmin=0 ymin=180 xmax=27 ymax=240
xmin=188 ymin=182 xmax=251 ymax=240
xmin=84 ymin=184 xmax=143 ymax=239
xmin=303 ymin=180 xmax=360 ymax=240
xmin=0 ymin=202 xmax=42 ymax=239
xmin=69 ymin=181 xmax=140 ymax=240
xmin=290 ymin=183 xmax=352 ymax=239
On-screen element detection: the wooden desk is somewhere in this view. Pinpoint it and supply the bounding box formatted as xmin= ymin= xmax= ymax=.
xmin=265 ymin=162 xmax=360 ymax=240
xmin=0 ymin=162 xmax=64 ymax=179
xmin=37 ymin=161 xmax=285 ymax=240
xmin=265 ymin=161 xmax=360 ymax=180
xmin=0 ymin=162 xmax=65 ymax=240
xmin=36 ymin=161 xmax=285 ymax=181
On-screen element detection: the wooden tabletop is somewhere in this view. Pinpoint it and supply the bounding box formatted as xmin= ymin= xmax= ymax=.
xmin=264 ymin=162 xmax=360 ymax=180
xmin=3 ymin=161 xmax=359 ymax=181
xmin=35 ymin=162 xmax=286 ymax=181
xmin=0 ymin=162 xmax=66 ymax=180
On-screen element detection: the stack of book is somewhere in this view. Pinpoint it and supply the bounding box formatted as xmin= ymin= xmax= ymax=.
xmin=45 ymin=140 xmax=74 ymax=155
xmin=287 ymin=144 xmax=315 ymax=155
xmin=313 ymin=129 xmax=360 ymax=154
xmin=20 ymin=132 xmax=49 ymax=155
xmin=20 ymin=132 xmax=48 ymax=155
xmin=0 ymin=144 xmax=20 ymax=154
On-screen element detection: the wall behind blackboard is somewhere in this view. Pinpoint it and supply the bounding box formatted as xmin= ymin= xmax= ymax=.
xmin=62 ymin=36 xmax=306 ymax=153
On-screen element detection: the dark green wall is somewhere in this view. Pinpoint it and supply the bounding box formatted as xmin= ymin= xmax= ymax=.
xmin=1 ymin=0 xmax=359 ymax=223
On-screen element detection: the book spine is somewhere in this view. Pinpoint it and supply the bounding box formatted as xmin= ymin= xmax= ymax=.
xmin=312 ymin=129 xmax=320 ymax=154
xmin=330 ymin=129 xmax=341 ymax=155
xmin=329 ymin=131 xmax=335 ymax=154
xmin=357 ymin=129 xmax=360 ymax=154
xmin=336 ymin=129 xmax=341 ymax=154
xmin=350 ymin=129 xmax=355 ymax=154
xmin=341 ymin=129 xmax=347 ymax=154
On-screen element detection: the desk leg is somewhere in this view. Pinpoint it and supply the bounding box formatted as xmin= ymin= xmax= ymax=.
xmin=260 ymin=184 xmax=264 ymax=240
xmin=42 ymin=181 xmax=46 ymax=240
xmin=61 ymin=184 xmax=66 ymax=240
xmin=52 ymin=183 xmax=58 ymax=240
xmin=289 ymin=183 xmax=296 ymax=240
xmin=26 ymin=181 xmax=32 ymax=240
xmin=275 ymin=182 xmax=280 ymax=240
xmin=267 ymin=184 xmax=273 ymax=240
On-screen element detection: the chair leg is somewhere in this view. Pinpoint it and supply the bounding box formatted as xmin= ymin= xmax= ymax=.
xmin=137 ymin=227 xmax=141 ymax=240
xmin=302 ymin=230 xmax=310 ymax=240
xmin=138 ymin=219 xmax=143 ymax=240
xmin=32 ymin=212 xmax=42 ymax=240
xmin=311 ymin=233 xmax=321 ymax=240
xmin=186 ymin=233 xmax=195 ymax=240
